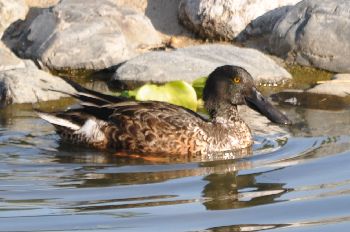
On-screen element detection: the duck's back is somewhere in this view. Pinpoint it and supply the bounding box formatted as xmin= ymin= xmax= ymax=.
xmin=39 ymin=100 xmax=212 ymax=155
xmin=104 ymin=103 xmax=252 ymax=155
xmin=101 ymin=101 xmax=209 ymax=155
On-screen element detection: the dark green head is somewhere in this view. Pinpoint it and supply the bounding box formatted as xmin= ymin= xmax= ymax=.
xmin=203 ymin=65 xmax=291 ymax=125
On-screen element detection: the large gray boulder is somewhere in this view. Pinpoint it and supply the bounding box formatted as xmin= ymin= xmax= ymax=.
xmin=0 ymin=41 xmax=76 ymax=106
xmin=2 ymin=0 xmax=162 ymax=71
xmin=0 ymin=0 xmax=28 ymax=38
xmin=269 ymin=0 xmax=350 ymax=73
xmin=0 ymin=68 xmax=75 ymax=106
xmin=113 ymin=44 xmax=292 ymax=85
xmin=178 ymin=0 xmax=301 ymax=40
xmin=237 ymin=5 xmax=295 ymax=49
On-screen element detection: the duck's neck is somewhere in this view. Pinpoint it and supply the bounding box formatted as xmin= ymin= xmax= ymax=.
xmin=209 ymin=103 xmax=242 ymax=124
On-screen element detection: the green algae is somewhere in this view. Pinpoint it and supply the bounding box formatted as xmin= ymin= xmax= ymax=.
xmin=258 ymin=65 xmax=334 ymax=96
xmin=285 ymin=65 xmax=333 ymax=89
xmin=50 ymin=68 xmax=96 ymax=81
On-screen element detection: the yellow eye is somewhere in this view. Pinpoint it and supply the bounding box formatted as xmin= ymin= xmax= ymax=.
xmin=233 ymin=77 xmax=241 ymax=83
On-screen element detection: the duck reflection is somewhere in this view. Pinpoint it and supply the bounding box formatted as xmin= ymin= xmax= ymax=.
xmin=202 ymin=171 xmax=286 ymax=210
xmin=55 ymin=146 xmax=253 ymax=186
xmin=54 ymin=145 xmax=287 ymax=212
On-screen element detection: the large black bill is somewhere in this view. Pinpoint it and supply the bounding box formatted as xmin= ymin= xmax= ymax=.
xmin=245 ymin=88 xmax=291 ymax=125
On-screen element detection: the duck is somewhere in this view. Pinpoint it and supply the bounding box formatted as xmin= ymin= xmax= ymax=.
xmin=37 ymin=65 xmax=291 ymax=156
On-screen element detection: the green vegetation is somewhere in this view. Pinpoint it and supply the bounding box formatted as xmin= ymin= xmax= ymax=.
xmin=132 ymin=81 xmax=198 ymax=111
xmin=119 ymin=79 xmax=207 ymax=112
xmin=191 ymin=76 xmax=207 ymax=99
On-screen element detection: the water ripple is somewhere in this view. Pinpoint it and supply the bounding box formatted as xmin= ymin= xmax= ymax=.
xmin=2 ymin=108 xmax=350 ymax=231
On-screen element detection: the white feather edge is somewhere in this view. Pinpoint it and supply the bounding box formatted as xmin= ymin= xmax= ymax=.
xmin=36 ymin=112 xmax=80 ymax=130
xmin=76 ymin=118 xmax=106 ymax=141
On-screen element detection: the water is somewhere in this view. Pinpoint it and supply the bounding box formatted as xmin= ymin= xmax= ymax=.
xmin=1 ymin=103 xmax=350 ymax=232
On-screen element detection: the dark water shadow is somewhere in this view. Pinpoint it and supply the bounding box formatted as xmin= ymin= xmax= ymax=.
xmin=272 ymin=91 xmax=350 ymax=111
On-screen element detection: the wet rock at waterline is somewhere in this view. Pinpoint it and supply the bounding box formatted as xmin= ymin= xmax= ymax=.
xmin=178 ymin=0 xmax=301 ymax=40
xmin=0 ymin=39 xmax=88 ymax=106
xmin=0 ymin=68 xmax=75 ymax=106
xmin=2 ymin=0 xmax=162 ymax=71
xmin=268 ymin=0 xmax=350 ymax=73
xmin=307 ymin=74 xmax=350 ymax=97
xmin=0 ymin=0 xmax=28 ymax=38
xmin=113 ymin=44 xmax=292 ymax=86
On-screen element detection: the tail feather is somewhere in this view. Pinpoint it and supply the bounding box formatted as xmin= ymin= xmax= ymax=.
xmin=36 ymin=111 xmax=80 ymax=131
xmin=36 ymin=110 xmax=107 ymax=147
xmin=36 ymin=78 xmax=119 ymax=148
xmin=60 ymin=77 xmax=127 ymax=105
xmin=50 ymin=78 xmax=126 ymax=120
xmin=48 ymin=88 xmax=113 ymax=106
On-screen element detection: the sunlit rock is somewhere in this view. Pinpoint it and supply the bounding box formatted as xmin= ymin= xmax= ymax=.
xmin=113 ymin=44 xmax=292 ymax=86
xmin=307 ymin=74 xmax=350 ymax=97
xmin=24 ymin=0 xmax=59 ymax=7
xmin=2 ymin=0 xmax=162 ymax=71
xmin=0 ymin=42 xmax=25 ymax=71
xmin=112 ymin=0 xmax=147 ymax=12
xmin=236 ymin=5 xmax=295 ymax=50
xmin=0 ymin=68 xmax=75 ymax=106
xmin=0 ymin=0 xmax=28 ymax=38
xmin=178 ymin=0 xmax=301 ymax=40
xmin=0 ymin=36 xmax=71 ymax=106
xmin=269 ymin=0 xmax=350 ymax=72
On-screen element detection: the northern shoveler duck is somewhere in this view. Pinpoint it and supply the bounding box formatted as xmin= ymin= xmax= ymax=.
xmin=37 ymin=65 xmax=290 ymax=156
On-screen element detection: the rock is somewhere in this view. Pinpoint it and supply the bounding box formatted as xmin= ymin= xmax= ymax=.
xmin=2 ymin=0 xmax=162 ymax=71
xmin=0 ymin=68 xmax=76 ymax=106
xmin=113 ymin=44 xmax=292 ymax=86
xmin=237 ymin=5 xmax=295 ymax=50
xmin=0 ymin=42 xmax=25 ymax=71
xmin=113 ymin=0 xmax=201 ymax=48
xmin=0 ymin=0 xmax=28 ymax=38
xmin=178 ymin=0 xmax=301 ymax=40
xmin=113 ymin=0 xmax=147 ymax=12
xmin=269 ymin=0 xmax=350 ymax=73
xmin=307 ymin=74 xmax=350 ymax=97
xmin=24 ymin=0 xmax=59 ymax=7
xmin=0 ymin=43 xmax=76 ymax=106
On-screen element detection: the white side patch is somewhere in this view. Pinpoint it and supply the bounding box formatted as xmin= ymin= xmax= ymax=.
xmin=37 ymin=112 xmax=80 ymax=130
xmin=75 ymin=119 xmax=106 ymax=142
